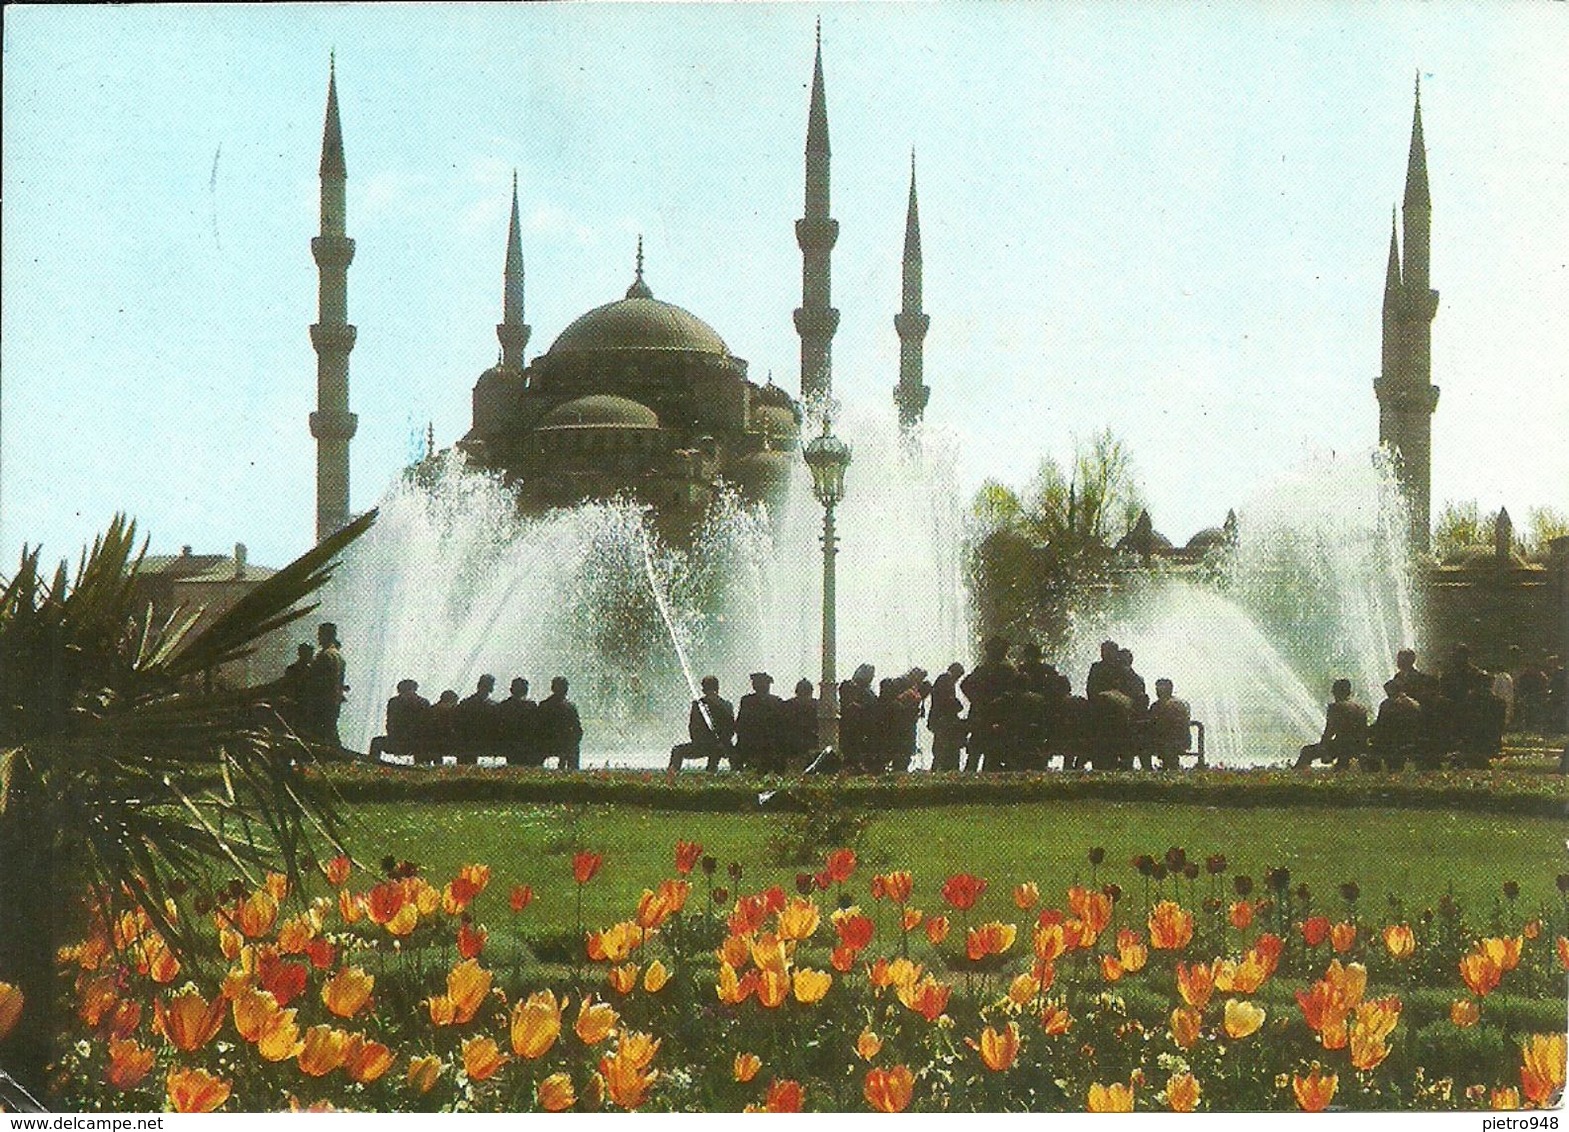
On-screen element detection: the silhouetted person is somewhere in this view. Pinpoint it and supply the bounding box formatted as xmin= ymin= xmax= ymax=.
xmin=674 ymin=675 xmax=736 ymax=772
xmin=1148 ymin=678 xmax=1194 ymax=770
xmin=782 ymin=678 xmax=819 ymax=768
xmin=427 ymin=690 xmax=461 ymax=764
xmin=537 ymin=676 xmax=583 ymax=770
xmin=1388 ymin=648 xmax=1443 ymax=764
xmin=1442 ymin=645 xmax=1504 ymax=766
xmin=927 ymin=662 xmax=967 ymax=773
xmin=864 ymin=677 xmax=910 ymax=774
xmin=1371 ymin=679 xmax=1422 ymax=771
xmin=1118 ymin=648 xmax=1149 ymax=713
xmin=455 ymin=675 xmax=499 ymax=764
xmin=495 ymin=677 xmax=538 ymax=766
xmin=308 ymin=623 xmax=348 ymax=748
xmin=1084 ymin=641 xmax=1133 ymax=770
xmin=281 ymin=643 xmax=315 ymax=732
xmin=963 ymin=637 xmax=1017 ymax=772
xmin=736 ymin=672 xmax=788 ymax=774
xmin=1085 ymin=640 xmax=1124 ymax=700
xmin=1515 ymin=655 xmax=1548 ymax=732
xmin=838 ymin=663 xmax=877 ymax=770
xmin=1295 ymin=678 xmax=1368 ymax=771
xmin=371 ymin=678 xmax=430 ymax=761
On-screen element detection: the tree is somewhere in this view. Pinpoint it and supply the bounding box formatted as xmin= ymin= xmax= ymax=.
xmin=1525 ymin=506 xmax=1569 ymax=559
xmin=0 ymin=511 xmax=374 ymax=1099
xmin=1432 ymin=499 xmax=1485 ymax=562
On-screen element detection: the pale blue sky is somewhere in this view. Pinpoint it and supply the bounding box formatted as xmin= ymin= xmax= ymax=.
xmin=4 ymin=3 xmax=1566 ymax=568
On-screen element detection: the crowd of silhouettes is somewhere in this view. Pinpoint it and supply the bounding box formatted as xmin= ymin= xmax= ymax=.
xmin=365 ymin=673 xmax=583 ymax=768
xmin=1298 ymin=644 xmax=1565 ymax=773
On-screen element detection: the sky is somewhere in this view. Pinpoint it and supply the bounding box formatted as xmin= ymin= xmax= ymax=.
xmin=3 ymin=2 xmax=1566 ymax=569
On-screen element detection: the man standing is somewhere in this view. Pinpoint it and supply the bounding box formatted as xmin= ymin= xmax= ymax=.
xmin=536 ymin=676 xmax=584 ymax=770
xmin=962 ymin=637 xmax=1017 ymax=772
xmin=927 ymin=662 xmax=967 ymax=773
xmin=308 ymin=623 xmax=348 ymax=749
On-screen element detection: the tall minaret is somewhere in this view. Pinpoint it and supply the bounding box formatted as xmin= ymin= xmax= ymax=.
xmin=893 ymin=150 xmax=930 ymax=429
xmin=309 ymin=56 xmax=358 ymax=543
xmin=794 ymin=22 xmax=840 ymax=404
xmin=496 ymin=170 xmax=531 ymax=370
xmin=1375 ymin=74 xmax=1440 ymax=553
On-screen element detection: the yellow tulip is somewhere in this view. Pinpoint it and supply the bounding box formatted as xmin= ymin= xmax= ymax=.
xmin=1223 ymin=998 xmax=1265 ymax=1040
xmin=792 ymin=967 xmax=832 ymax=1004
xmin=574 ymin=995 xmax=620 ymax=1045
xmin=321 ymin=966 xmax=374 ymax=1019
xmin=643 ymin=959 xmax=671 ymax=993
xmin=733 ymin=1052 xmax=762 ymax=1083
xmin=510 ymin=989 xmax=563 ymax=1059
xmin=406 ymin=1054 xmax=443 ymax=1094
xmin=1165 ymin=1071 xmax=1201 ymax=1112
xmin=1087 ymin=1081 xmax=1134 ymax=1112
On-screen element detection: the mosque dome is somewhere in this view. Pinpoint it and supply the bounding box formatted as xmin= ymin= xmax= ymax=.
xmin=537 ymin=394 xmax=660 ymax=432
xmin=750 ymin=403 xmax=799 ymax=441
xmin=728 ymin=448 xmax=794 ymax=495
xmin=546 ymin=268 xmax=731 ymax=358
xmin=1184 ymin=526 xmax=1229 ymax=554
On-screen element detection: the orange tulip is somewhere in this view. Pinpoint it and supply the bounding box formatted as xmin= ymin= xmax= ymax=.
xmin=733 ymin=1052 xmax=762 ymax=1083
xmin=897 ymin=975 xmax=951 ymax=1022
xmin=446 ymin=958 xmax=492 ymax=1024
xmin=343 ymin=1033 xmax=395 ymax=1084
xmin=824 ymin=848 xmax=857 ymax=884
xmin=968 ymin=1021 xmax=1021 ymax=1072
xmin=573 ymin=851 xmax=604 ymax=885
xmin=941 ymin=872 xmax=987 ymax=911
xmin=642 ymin=960 xmax=670 ymax=993
xmin=925 ymin=915 xmax=950 ymax=945
xmin=255 ymin=1007 xmax=304 ymax=1062
xmin=575 ymin=995 xmax=619 ymax=1045
xmin=153 ymin=986 xmax=225 ymax=1052
xmin=457 ymin=920 xmax=488 ymax=960
xmin=617 ymin=1030 xmax=660 ymax=1071
xmin=1349 ymin=1028 xmax=1390 ymax=1071
xmin=383 ymin=901 xmax=419 ymax=937
xmin=1460 ymin=950 xmax=1503 ymax=998
xmin=337 ymin=888 xmax=365 ymax=925
xmin=778 ymin=896 xmax=822 ymax=941
xmin=1041 ymin=999 xmax=1073 ymax=1035
xmin=1354 ymin=995 xmax=1402 ymax=1044
xmin=406 ymin=1054 xmax=443 ymax=1094
xmin=321 ymin=854 xmax=352 ymax=886
xmin=1166 ymin=1071 xmax=1201 ymax=1112
xmin=445 ymin=863 xmax=491 ymax=910
xmin=236 ymin=888 xmax=279 ymax=939
xmin=1169 ymin=1005 xmax=1202 ymax=1049
xmin=538 ymin=1072 xmax=576 ymax=1112
xmin=966 ymin=920 xmax=1017 ymax=961
xmin=1556 ymin=936 xmax=1569 ymax=972
xmin=1148 ymin=901 xmax=1194 ymax=950
xmin=1251 ymin=932 xmax=1285 ymax=977
xmin=1008 ymin=971 xmax=1042 ymax=1007
xmin=1229 ymin=900 xmax=1254 ymax=931
xmin=674 ymin=839 xmax=704 ymax=875
xmin=1483 ymin=935 xmax=1524 ymax=973
xmin=1087 ymin=1081 xmax=1134 ymax=1113
xmin=1450 ymin=997 xmax=1481 ymax=1027
xmin=1293 ymin=1065 xmax=1338 ymax=1112
xmin=166 ymin=1067 xmax=230 ymax=1113
xmin=1383 ymin=923 xmax=1416 ymax=960
xmin=756 ymin=966 xmax=790 ymax=1009
xmin=1223 ymin=998 xmax=1265 ymax=1039
xmin=0 ymin=982 xmax=24 ymax=1043
xmin=1491 ymin=1086 xmax=1522 ymax=1110
xmin=366 ymin=880 xmax=406 ymax=925
xmin=793 ymin=967 xmax=833 ymax=1004
xmin=462 ymin=1035 xmax=509 ymax=1082
xmin=104 ymin=1038 xmax=155 ymax=1090
xmin=1013 ymin=881 xmax=1040 ymax=910
xmin=1330 ymin=920 xmax=1357 ymax=953
xmin=716 ymin=961 xmax=753 ymax=1005
xmin=607 ymin=963 xmax=639 ymax=995
xmin=138 ymin=934 xmax=181 ymax=984
xmin=321 ymin=966 xmax=374 ymax=1019
xmin=510 ymin=989 xmax=563 ymax=1059
xmin=298 ymin=1024 xmax=350 ymax=1076
xmin=1068 ymin=886 xmax=1113 ymax=937
xmin=599 ymin=1047 xmax=658 ymax=1110
xmin=1520 ymin=1032 xmax=1566 ymax=1108
xmin=509 ymin=883 xmax=534 ymax=913
xmin=1300 ymin=915 xmax=1331 ymax=947
xmin=1175 ymin=960 xmax=1216 ymax=1011
xmin=901 ymin=906 xmax=924 ymax=932
xmin=761 ymin=1078 xmax=804 ymax=1112
xmin=832 ymin=908 xmax=876 ymax=951
xmin=864 ymin=1065 xmax=915 ymax=1113
xmin=871 ymin=870 xmax=913 ymax=903
xmin=1100 ymin=954 xmax=1125 ymax=982
xmin=856 ymin=1028 xmax=883 ymax=1061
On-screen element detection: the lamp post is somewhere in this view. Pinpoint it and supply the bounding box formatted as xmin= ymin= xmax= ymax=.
xmin=802 ymin=420 xmax=851 ymax=753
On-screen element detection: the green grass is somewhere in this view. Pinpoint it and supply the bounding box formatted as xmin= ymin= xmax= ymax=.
xmin=338 ymin=798 xmax=1568 ymax=938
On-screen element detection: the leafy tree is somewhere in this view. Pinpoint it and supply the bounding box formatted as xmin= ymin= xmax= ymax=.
xmin=0 ymin=511 xmax=373 ymax=1099
xmin=1432 ymin=499 xmax=1485 ymax=561
xmin=1525 ymin=505 xmax=1569 ymax=559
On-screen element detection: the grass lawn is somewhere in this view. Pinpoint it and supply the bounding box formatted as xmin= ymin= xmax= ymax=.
xmin=339 ymin=798 xmax=1569 ymax=938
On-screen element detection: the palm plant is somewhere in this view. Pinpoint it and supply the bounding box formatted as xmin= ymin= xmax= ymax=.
xmin=0 ymin=510 xmax=374 ymax=1100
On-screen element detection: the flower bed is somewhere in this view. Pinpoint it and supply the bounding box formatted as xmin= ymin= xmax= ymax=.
xmin=22 ymin=841 xmax=1569 ymax=1112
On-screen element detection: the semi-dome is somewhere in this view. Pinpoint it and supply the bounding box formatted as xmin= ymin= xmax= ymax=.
xmin=750 ymin=403 xmax=799 ymax=440
xmin=537 ymin=394 xmax=660 ymax=431
xmin=547 ymin=295 xmax=731 ymax=357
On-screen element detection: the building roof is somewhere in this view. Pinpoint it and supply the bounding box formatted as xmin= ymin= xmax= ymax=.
xmin=537 ymin=394 xmax=661 ymax=431
xmin=546 ymin=296 xmax=731 ymax=357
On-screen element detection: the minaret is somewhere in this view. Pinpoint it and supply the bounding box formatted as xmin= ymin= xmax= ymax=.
xmin=893 ymin=150 xmax=931 ymax=429
xmin=309 ymin=56 xmax=358 ymax=543
xmin=496 ymin=170 xmax=531 ymax=370
xmin=794 ymin=22 xmax=840 ymax=403
xmin=1375 ymin=74 xmax=1440 ymax=554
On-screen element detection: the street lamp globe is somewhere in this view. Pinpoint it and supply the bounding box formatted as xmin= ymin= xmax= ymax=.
xmin=803 ymin=428 xmax=851 ymax=509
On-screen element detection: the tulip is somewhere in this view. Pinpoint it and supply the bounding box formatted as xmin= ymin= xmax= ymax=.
xmin=406 ymin=1054 xmax=443 ymax=1095
xmin=1229 ymin=900 xmax=1254 ymax=931
xmin=104 ymin=1038 xmax=155 ymax=1090
xmin=733 ymin=1052 xmax=762 ymax=1083
xmin=1041 ymin=999 xmax=1073 ymax=1035
xmin=941 ymin=873 xmax=987 ymax=911
xmin=606 ymin=962 xmax=640 ymax=995
xmin=236 ymin=888 xmax=279 ymax=939
xmin=1100 ymin=954 xmax=1124 ymax=982
xmin=297 ymin=1024 xmax=350 ymax=1076
xmin=538 ymin=1072 xmax=576 ymax=1112
xmin=1383 ymin=923 xmax=1416 ymax=960
xmin=966 ymin=920 xmax=1018 ymax=961
xmin=901 ymin=906 xmax=924 ymax=932
xmin=864 ymin=1065 xmax=915 ymax=1113
xmin=139 ymin=935 xmax=181 ymax=984
xmin=793 ymin=967 xmax=832 ymax=1004
xmin=1166 ymin=1071 xmax=1201 ymax=1112
xmin=824 ymin=848 xmax=857 ymax=884
xmin=573 ymin=851 xmax=604 ymax=885
xmin=1459 ymin=950 xmax=1503 ymax=998
xmin=252 ymin=1005 xmax=302 ymax=1062
xmin=321 ymin=966 xmax=374 ymax=1019
xmin=384 ymin=902 xmax=420 ymax=937
xmin=856 ymin=1028 xmax=883 ymax=1061
xmin=600 ymin=1048 xmax=658 ymax=1110
xmin=968 ymin=1021 xmax=1021 ymax=1072
xmin=1169 ymin=1006 xmax=1202 ymax=1049
xmin=871 ymin=871 xmax=913 ymax=904
xmin=1008 ymin=972 xmax=1041 ymax=1007
xmin=338 ymin=889 xmax=365 ymax=925
xmin=757 ymin=967 xmax=790 ymax=1009
xmin=321 ymin=854 xmax=352 ymax=886
xmin=153 ymin=986 xmax=225 ymax=1052
xmin=1292 ymin=1065 xmax=1337 ymax=1112
xmin=762 ymin=1079 xmax=804 ymax=1112
xmin=897 ymin=975 xmax=951 ymax=1023
xmin=367 ymin=881 xmax=406 ymax=925
xmin=1223 ymin=998 xmax=1265 ymax=1039
xmin=1520 ymin=1032 xmax=1566 ymax=1108
xmin=716 ymin=961 xmax=752 ymax=1005
xmin=1450 ymin=998 xmax=1480 ymax=1028
xmin=1147 ymin=901 xmax=1194 ymax=950
xmin=575 ymin=995 xmax=619 ymax=1045
xmin=462 ymin=1035 xmax=509 ymax=1082
xmin=1013 ymin=881 xmax=1040 ymax=910
xmin=1087 ymin=1082 xmax=1134 ymax=1113
xmin=1483 ymin=935 xmax=1523 ymax=973
xmin=925 ymin=915 xmax=950 ymax=945
xmin=1491 ymin=1086 xmax=1522 ymax=1111
xmin=617 ymin=1030 xmax=660 ymax=1070
xmin=510 ymin=989 xmax=563 ymax=1059
xmin=1349 ymin=1028 xmax=1390 ymax=1071
xmin=1068 ymin=886 xmax=1113 ymax=936
xmin=457 ymin=920 xmax=488 ymax=960
xmin=643 ymin=960 xmax=670 ymax=993
xmin=166 ymin=1067 xmax=231 ymax=1113
xmin=1175 ymin=960 xmax=1216 ymax=1011
xmin=1330 ymin=920 xmax=1357 ymax=953
xmin=509 ymin=884 xmax=534 ymax=913
xmin=832 ymin=908 xmax=875 ymax=951
xmin=675 ymin=840 xmax=704 ymax=875
xmin=1557 ymin=936 xmax=1569 ymax=972
xmin=1116 ymin=929 xmax=1148 ymax=973
xmin=778 ymin=896 xmax=821 ymax=941
xmin=1301 ymin=915 xmax=1331 ymax=947
xmin=343 ymin=1033 xmax=395 ymax=1084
